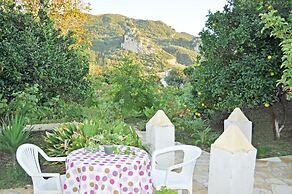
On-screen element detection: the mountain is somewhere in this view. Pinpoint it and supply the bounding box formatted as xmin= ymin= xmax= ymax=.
xmin=87 ymin=14 xmax=200 ymax=72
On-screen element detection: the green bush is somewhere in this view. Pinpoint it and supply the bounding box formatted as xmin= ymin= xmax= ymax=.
xmin=42 ymin=99 xmax=86 ymax=122
xmin=261 ymin=9 xmax=292 ymax=98
xmin=142 ymin=85 xmax=217 ymax=148
xmin=0 ymin=114 xmax=31 ymax=165
xmin=2 ymin=84 xmax=87 ymax=123
xmin=45 ymin=118 xmax=144 ymax=156
xmin=0 ymin=1 xmax=89 ymax=103
xmin=0 ymin=94 xmax=8 ymax=117
xmin=7 ymin=84 xmax=40 ymax=120
xmin=85 ymin=76 xmax=124 ymax=120
xmin=155 ymin=187 xmax=177 ymax=194
xmin=144 ymin=86 xmax=187 ymax=120
xmin=164 ymin=69 xmax=186 ymax=87
xmin=175 ymin=118 xmax=218 ymax=148
xmin=109 ymin=58 xmax=159 ymax=118
xmin=45 ymin=123 xmax=81 ymax=156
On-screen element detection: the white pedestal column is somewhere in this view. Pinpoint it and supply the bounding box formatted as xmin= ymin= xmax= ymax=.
xmin=208 ymin=125 xmax=257 ymax=194
xmin=146 ymin=110 xmax=175 ymax=167
xmin=224 ymin=107 xmax=253 ymax=143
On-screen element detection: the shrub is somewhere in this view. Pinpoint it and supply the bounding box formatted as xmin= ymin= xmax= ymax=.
xmin=175 ymin=118 xmax=218 ymax=148
xmin=261 ymin=9 xmax=292 ymax=98
xmin=0 ymin=114 xmax=31 ymax=165
xmin=164 ymin=69 xmax=185 ymax=87
xmin=45 ymin=123 xmax=80 ymax=156
xmin=0 ymin=94 xmax=8 ymax=117
xmin=7 ymin=84 xmax=40 ymax=120
xmin=2 ymin=84 xmax=86 ymax=123
xmin=85 ymin=76 xmax=124 ymax=120
xmin=42 ymin=99 xmax=87 ymax=122
xmin=142 ymin=85 xmax=218 ymax=147
xmin=144 ymin=87 xmax=187 ymax=120
xmin=109 ymin=58 xmax=159 ymax=117
xmin=155 ymin=187 xmax=177 ymax=194
xmin=45 ymin=118 xmax=144 ymax=157
xmin=0 ymin=1 xmax=89 ymax=103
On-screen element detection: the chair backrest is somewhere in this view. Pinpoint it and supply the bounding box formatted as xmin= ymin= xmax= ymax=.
xmin=17 ymin=144 xmax=63 ymax=194
xmin=16 ymin=144 xmax=45 ymax=176
xmin=16 ymin=143 xmax=54 ymax=191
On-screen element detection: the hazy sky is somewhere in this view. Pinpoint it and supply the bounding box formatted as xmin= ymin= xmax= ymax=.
xmin=87 ymin=0 xmax=227 ymax=36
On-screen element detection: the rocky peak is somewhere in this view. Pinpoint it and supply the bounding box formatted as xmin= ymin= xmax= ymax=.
xmin=121 ymin=22 xmax=154 ymax=54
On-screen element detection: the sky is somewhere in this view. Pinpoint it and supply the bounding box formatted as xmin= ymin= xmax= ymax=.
xmin=87 ymin=0 xmax=227 ymax=36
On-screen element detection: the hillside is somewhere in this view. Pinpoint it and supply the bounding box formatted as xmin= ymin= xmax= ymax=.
xmin=87 ymin=14 xmax=200 ymax=71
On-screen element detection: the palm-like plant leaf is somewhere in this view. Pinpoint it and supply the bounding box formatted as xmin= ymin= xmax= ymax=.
xmin=0 ymin=114 xmax=31 ymax=156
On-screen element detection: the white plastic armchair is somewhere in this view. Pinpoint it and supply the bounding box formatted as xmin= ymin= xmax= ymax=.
xmin=151 ymin=145 xmax=202 ymax=194
xmin=16 ymin=144 xmax=66 ymax=194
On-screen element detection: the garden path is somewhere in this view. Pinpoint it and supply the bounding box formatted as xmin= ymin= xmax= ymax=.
xmin=191 ymin=151 xmax=292 ymax=194
xmin=136 ymin=130 xmax=292 ymax=194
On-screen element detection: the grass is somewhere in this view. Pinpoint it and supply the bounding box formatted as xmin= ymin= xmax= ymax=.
xmin=0 ymin=144 xmax=32 ymax=189
xmin=254 ymin=137 xmax=292 ymax=158
xmin=0 ymin=152 xmax=31 ymax=189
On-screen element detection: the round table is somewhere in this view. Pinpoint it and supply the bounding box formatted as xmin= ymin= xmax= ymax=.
xmin=63 ymin=145 xmax=153 ymax=194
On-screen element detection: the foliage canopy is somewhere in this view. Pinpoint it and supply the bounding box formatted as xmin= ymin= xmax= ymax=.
xmin=261 ymin=9 xmax=292 ymax=98
xmin=0 ymin=1 xmax=90 ymax=102
xmin=193 ymin=0 xmax=291 ymax=112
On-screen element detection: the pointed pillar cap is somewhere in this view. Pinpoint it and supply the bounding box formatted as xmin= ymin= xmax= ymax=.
xmin=227 ymin=107 xmax=250 ymax=122
xmin=213 ymin=125 xmax=255 ymax=153
xmin=147 ymin=110 xmax=173 ymax=127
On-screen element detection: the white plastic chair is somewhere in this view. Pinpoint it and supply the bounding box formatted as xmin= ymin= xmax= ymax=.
xmin=16 ymin=144 xmax=66 ymax=194
xmin=151 ymin=145 xmax=202 ymax=194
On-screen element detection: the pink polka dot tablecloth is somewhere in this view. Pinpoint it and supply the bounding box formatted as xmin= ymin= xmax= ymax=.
xmin=64 ymin=145 xmax=153 ymax=194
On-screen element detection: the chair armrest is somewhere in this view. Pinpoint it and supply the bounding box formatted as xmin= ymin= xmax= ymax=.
xmin=32 ymin=173 xmax=61 ymax=177
xmin=46 ymin=157 xmax=66 ymax=162
xmin=37 ymin=148 xmax=66 ymax=162
xmin=151 ymin=147 xmax=177 ymax=169
xmin=163 ymin=159 xmax=197 ymax=185
xmin=166 ymin=159 xmax=195 ymax=172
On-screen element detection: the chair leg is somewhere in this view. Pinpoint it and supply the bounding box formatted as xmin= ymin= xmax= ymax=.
xmin=187 ymin=187 xmax=192 ymax=194
xmin=177 ymin=190 xmax=183 ymax=194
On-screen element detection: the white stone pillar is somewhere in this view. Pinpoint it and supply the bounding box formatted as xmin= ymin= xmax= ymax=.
xmin=224 ymin=107 xmax=253 ymax=143
xmin=146 ymin=110 xmax=175 ymax=167
xmin=208 ymin=125 xmax=257 ymax=194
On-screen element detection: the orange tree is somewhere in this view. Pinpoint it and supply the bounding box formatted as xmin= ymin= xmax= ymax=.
xmin=192 ymin=0 xmax=291 ymax=113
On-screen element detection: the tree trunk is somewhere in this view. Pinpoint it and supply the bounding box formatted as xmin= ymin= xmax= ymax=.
xmin=274 ymin=118 xmax=284 ymax=139
xmin=270 ymin=90 xmax=287 ymax=139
